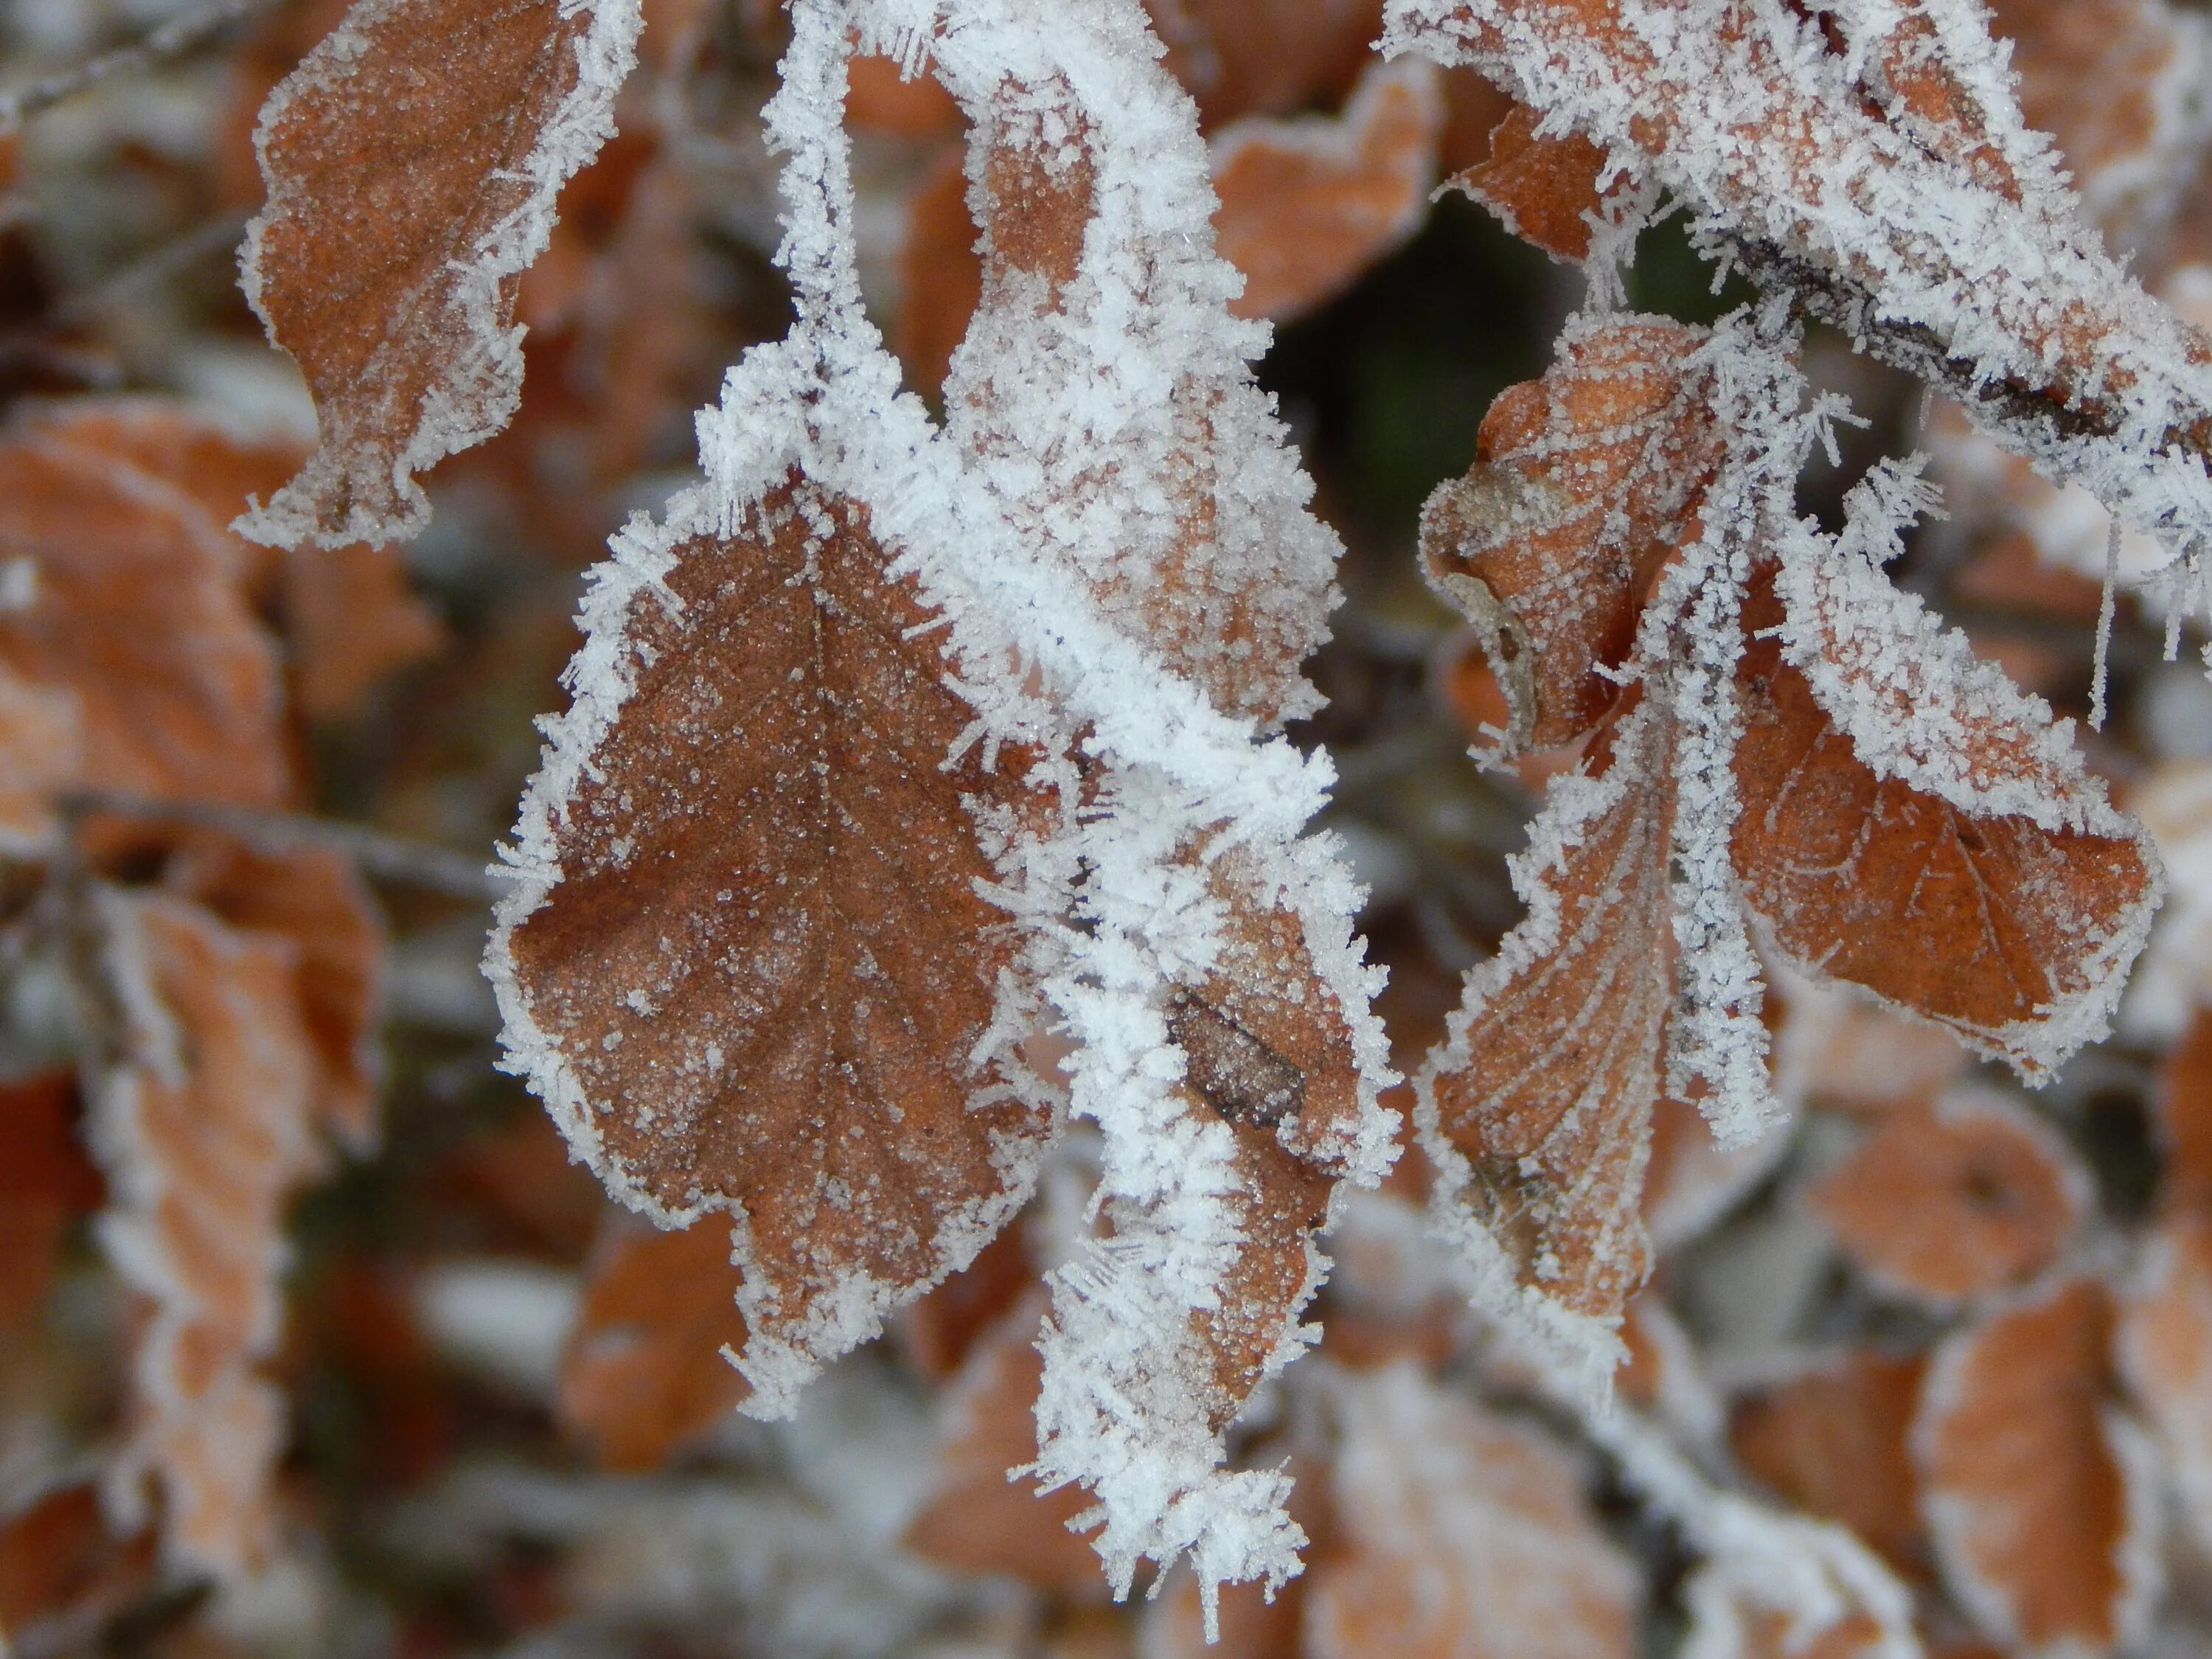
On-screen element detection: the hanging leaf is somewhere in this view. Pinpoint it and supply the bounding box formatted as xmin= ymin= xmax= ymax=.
xmin=237 ymin=0 xmax=643 ymax=547
xmin=1914 ymin=1274 xmax=2160 ymax=1659
xmin=557 ymin=1217 xmax=750 ymax=1472
xmin=1208 ymin=57 xmax=1444 ymax=323
xmin=491 ymin=479 xmax=1063 ymax=1414
xmin=1807 ymin=1089 xmax=2089 ymax=1310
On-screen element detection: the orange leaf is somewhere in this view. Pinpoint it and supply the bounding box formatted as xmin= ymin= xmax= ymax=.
xmin=558 ymin=1217 xmax=751 ymax=1471
xmin=1733 ymin=567 xmax=2158 ymax=1076
xmin=1208 ymin=58 xmax=1444 ymax=323
xmin=238 ymin=0 xmax=641 ymax=547
xmin=163 ymin=836 xmax=386 ymax=1148
xmin=1915 ymin=1275 xmax=2160 ymax=1658
xmin=904 ymin=1289 xmax=1102 ymax=1592
xmin=1731 ymin=1349 xmax=1929 ymax=1575
xmin=91 ymin=889 xmax=327 ymax=1579
xmin=1147 ymin=0 xmax=1385 ymax=130
xmin=1304 ymin=1364 xmax=1639 ymax=1659
xmin=0 ymin=408 xmax=293 ymax=825
xmin=1807 ymin=1089 xmax=2089 ymax=1310
xmin=490 ymin=480 xmax=1060 ymax=1411
xmin=0 ymin=1073 xmax=102 ymax=1338
xmin=1446 ymin=100 xmax=1611 ymax=261
xmin=1419 ymin=693 xmax=1673 ymax=1364
xmin=1419 ymin=316 xmax=1721 ymax=754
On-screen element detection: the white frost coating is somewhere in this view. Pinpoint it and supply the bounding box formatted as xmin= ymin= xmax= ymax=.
xmin=1381 ymin=0 xmax=2212 ymax=568
xmin=235 ymin=0 xmax=644 ymax=549
xmin=489 ymin=0 xmax=1395 ymax=1611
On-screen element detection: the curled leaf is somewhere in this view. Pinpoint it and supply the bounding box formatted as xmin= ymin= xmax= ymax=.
xmin=239 ymin=0 xmax=643 ymax=547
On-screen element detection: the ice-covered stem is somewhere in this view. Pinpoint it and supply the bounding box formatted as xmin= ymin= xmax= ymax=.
xmin=1382 ymin=0 xmax=2212 ymax=566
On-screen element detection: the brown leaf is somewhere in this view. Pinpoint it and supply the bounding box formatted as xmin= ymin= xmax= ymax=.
xmin=1208 ymin=58 xmax=1443 ymax=323
xmin=0 ymin=408 xmax=293 ymax=823
xmin=1915 ymin=1274 xmax=2158 ymax=1658
xmin=1733 ymin=567 xmax=2157 ymax=1073
xmin=1419 ymin=316 xmax=1721 ymax=754
xmin=0 ymin=1072 xmax=102 ymax=1338
xmin=1807 ymin=1090 xmax=2089 ymax=1309
xmin=281 ymin=541 xmax=444 ymax=720
xmin=894 ymin=145 xmax=980 ymax=403
xmin=897 ymin=1223 xmax=1038 ymax=1383
xmin=2116 ymin=1211 xmax=2212 ymax=1562
xmin=1731 ymin=1349 xmax=1928 ymax=1575
xmin=492 ymin=479 xmax=1058 ymax=1411
xmin=904 ymin=1289 xmax=1102 ymax=1592
xmin=238 ymin=0 xmax=640 ymax=547
xmin=1445 ymin=100 xmax=1612 ymax=261
xmin=1419 ymin=693 xmax=1673 ymax=1352
xmin=558 ymin=1216 xmax=751 ymax=1471
xmin=846 ymin=52 xmax=961 ymax=139
xmin=1304 ymin=1364 xmax=1639 ymax=1659
xmin=92 ymin=888 xmax=327 ymax=1579
xmin=163 ymin=835 xmax=386 ymax=1148
xmin=0 ymin=1482 xmax=154 ymax=1642
xmin=2154 ymin=1009 xmax=2212 ymax=1210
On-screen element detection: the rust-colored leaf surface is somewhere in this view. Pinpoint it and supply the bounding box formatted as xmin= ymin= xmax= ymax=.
xmin=905 ymin=1289 xmax=1102 ymax=1591
xmin=1419 ymin=317 xmax=1719 ymax=754
xmin=1419 ymin=696 xmax=1673 ymax=1337
xmin=493 ymin=481 xmax=1057 ymax=1408
xmin=1304 ymin=1364 xmax=1639 ymax=1659
xmin=0 ymin=1483 xmax=153 ymax=1643
xmin=2154 ymin=1009 xmax=2212 ymax=1209
xmin=558 ymin=1217 xmax=751 ymax=1471
xmin=0 ymin=408 xmax=292 ymax=820
xmin=1731 ymin=1349 xmax=1928 ymax=1573
xmin=1446 ymin=100 xmax=1611 ymax=261
xmin=1808 ymin=1090 xmax=2087 ymax=1309
xmin=1144 ymin=0 xmax=1384 ymax=130
xmin=95 ymin=889 xmax=325 ymax=1579
xmin=1915 ymin=1275 xmax=2155 ymax=1658
xmin=281 ymin=541 xmax=444 ymax=720
xmin=239 ymin=0 xmax=639 ymax=547
xmin=164 ymin=835 xmax=386 ymax=1148
xmin=1733 ymin=570 xmax=2157 ymax=1070
xmin=2115 ymin=1211 xmax=2212 ymax=1557
xmin=1209 ymin=58 xmax=1443 ymax=323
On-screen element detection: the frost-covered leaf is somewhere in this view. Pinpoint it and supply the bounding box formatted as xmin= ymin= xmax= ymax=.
xmin=1208 ymin=57 xmax=1444 ymax=323
xmin=557 ymin=1217 xmax=750 ymax=1472
xmin=1730 ymin=1350 xmax=1927 ymax=1575
xmin=1419 ymin=315 xmax=1721 ymax=755
xmin=164 ymin=836 xmax=386 ymax=1150
xmin=1806 ymin=1088 xmax=2089 ymax=1310
xmin=238 ymin=0 xmax=643 ymax=548
xmin=1444 ymin=98 xmax=1612 ymax=261
xmin=904 ymin=1287 xmax=1101 ymax=1591
xmin=1382 ymin=0 xmax=2212 ymax=562
xmin=1733 ymin=562 xmax=2160 ymax=1078
xmin=2116 ymin=1211 xmax=2212 ymax=1562
xmin=1303 ymin=1363 xmax=1639 ymax=1659
xmin=491 ymin=479 xmax=1062 ymax=1414
xmin=0 ymin=408 xmax=292 ymax=823
xmin=1914 ymin=1274 xmax=2162 ymax=1659
xmin=90 ymin=888 xmax=327 ymax=1580
xmin=1418 ymin=693 xmax=1673 ymax=1377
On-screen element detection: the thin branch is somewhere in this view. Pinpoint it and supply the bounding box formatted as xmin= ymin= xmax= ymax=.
xmin=0 ymin=0 xmax=282 ymax=137
xmin=58 ymin=790 xmax=515 ymax=902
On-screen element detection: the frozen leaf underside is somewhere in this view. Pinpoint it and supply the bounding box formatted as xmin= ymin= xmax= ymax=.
xmin=239 ymin=0 xmax=641 ymax=548
xmin=1382 ymin=0 xmax=2212 ymax=562
xmin=495 ymin=481 xmax=1057 ymax=1411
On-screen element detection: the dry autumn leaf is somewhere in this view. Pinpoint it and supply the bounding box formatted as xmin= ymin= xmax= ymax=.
xmin=1731 ymin=1349 xmax=1928 ymax=1576
xmin=1444 ymin=99 xmax=1613 ymax=262
xmin=1304 ymin=1363 xmax=1639 ymax=1659
xmin=1208 ymin=57 xmax=1444 ymax=323
xmin=1806 ymin=1089 xmax=2089 ymax=1310
xmin=490 ymin=479 xmax=1061 ymax=1413
xmin=558 ymin=1216 xmax=751 ymax=1472
xmin=1915 ymin=1274 xmax=2160 ymax=1659
xmin=238 ymin=0 xmax=642 ymax=547
xmin=90 ymin=888 xmax=326 ymax=1579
